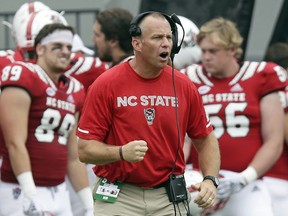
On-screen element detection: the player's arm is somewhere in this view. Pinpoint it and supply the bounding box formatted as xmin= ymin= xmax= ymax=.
xmin=0 ymin=68 xmax=47 ymax=214
xmin=278 ymin=89 xmax=288 ymax=146
xmin=0 ymin=87 xmax=43 ymax=202
xmin=67 ymin=112 xmax=89 ymax=191
xmin=0 ymin=87 xmax=31 ymax=177
xmin=250 ymin=91 xmax=284 ymax=177
xmin=66 ymin=112 xmax=93 ymax=213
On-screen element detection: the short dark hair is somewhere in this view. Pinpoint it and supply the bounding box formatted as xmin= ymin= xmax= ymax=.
xmin=96 ymin=8 xmax=133 ymax=53
xmin=265 ymin=42 xmax=288 ymax=69
xmin=34 ymin=23 xmax=74 ymax=48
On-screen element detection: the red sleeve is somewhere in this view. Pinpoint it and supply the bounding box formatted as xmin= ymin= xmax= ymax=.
xmin=259 ymin=62 xmax=288 ymax=97
xmin=66 ymin=54 xmax=108 ymax=92
xmin=77 ymin=74 xmax=112 ymax=140
xmin=186 ymin=79 xmax=213 ymax=139
xmin=1 ymin=62 xmax=39 ymax=96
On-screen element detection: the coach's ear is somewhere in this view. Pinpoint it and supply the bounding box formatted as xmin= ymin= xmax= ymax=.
xmin=131 ymin=37 xmax=142 ymax=52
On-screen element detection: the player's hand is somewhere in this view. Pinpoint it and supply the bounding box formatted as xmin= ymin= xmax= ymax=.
xmin=121 ymin=140 xmax=148 ymax=162
xmin=217 ymin=170 xmax=246 ymax=200
xmin=84 ymin=208 xmax=94 ymax=216
xmin=23 ymin=194 xmax=47 ymax=216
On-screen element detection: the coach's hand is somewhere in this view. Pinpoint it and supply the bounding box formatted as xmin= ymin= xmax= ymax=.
xmin=192 ymin=180 xmax=216 ymax=209
xmin=121 ymin=140 xmax=148 ymax=162
xmin=217 ymin=170 xmax=246 ymax=200
xmin=23 ymin=194 xmax=46 ymax=216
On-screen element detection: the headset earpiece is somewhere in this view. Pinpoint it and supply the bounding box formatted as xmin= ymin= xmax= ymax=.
xmin=129 ymin=23 xmax=141 ymax=37
xmin=129 ymin=11 xmax=151 ymax=37
xmin=129 ymin=11 xmax=182 ymax=57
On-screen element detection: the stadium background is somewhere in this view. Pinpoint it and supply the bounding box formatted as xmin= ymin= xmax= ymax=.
xmin=0 ymin=0 xmax=287 ymax=61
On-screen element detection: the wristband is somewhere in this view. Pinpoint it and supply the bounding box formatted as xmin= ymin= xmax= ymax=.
xmin=241 ymin=166 xmax=258 ymax=184
xmin=77 ymin=187 xmax=94 ymax=210
xmin=119 ymin=146 xmax=125 ymax=161
xmin=16 ymin=171 xmax=37 ymax=198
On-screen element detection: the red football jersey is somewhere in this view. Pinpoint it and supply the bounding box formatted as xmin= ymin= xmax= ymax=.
xmin=0 ymin=49 xmax=36 ymax=72
xmin=184 ymin=61 xmax=288 ymax=172
xmin=65 ymin=52 xmax=108 ymax=92
xmin=0 ymin=51 xmax=35 ymax=159
xmin=0 ymin=62 xmax=85 ymax=186
xmin=77 ymin=61 xmax=213 ymax=187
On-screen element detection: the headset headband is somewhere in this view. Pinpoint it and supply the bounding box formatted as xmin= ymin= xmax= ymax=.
xmin=129 ymin=11 xmax=182 ymax=57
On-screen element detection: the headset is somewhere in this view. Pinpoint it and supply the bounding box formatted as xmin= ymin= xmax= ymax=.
xmin=129 ymin=11 xmax=184 ymax=59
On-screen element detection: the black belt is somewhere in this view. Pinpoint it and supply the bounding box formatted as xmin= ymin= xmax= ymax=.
xmin=123 ymin=179 xmax=169 ymax=189
xmin=153 ymin=179 xmax=169 ymax=189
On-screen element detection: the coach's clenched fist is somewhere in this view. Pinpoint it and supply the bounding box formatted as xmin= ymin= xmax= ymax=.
xmin=120 ymin=140 xmax=148 ymax=162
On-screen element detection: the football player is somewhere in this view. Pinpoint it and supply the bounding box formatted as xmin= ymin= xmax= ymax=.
xmin=0 ymin=23 xmax=93 ymax=216
xmin=92 ymin=7 xmax=134 ymax=68
xmin=0 ymin=0 xmax=51 ymax=192
xmin=263 ymin=42 xmax=288 ymax=216
xmin=183 ymin=17 xmax=287 ymax=215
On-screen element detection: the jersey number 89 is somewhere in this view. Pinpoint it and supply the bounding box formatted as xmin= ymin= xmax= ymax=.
xmin=35 ymin=108 xmax=75 ymax=145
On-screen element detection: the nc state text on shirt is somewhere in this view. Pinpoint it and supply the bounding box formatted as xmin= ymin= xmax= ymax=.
xmin=202 ymin=93 xmax=246 ymax=104
xmin=117 ymin=95 xmax=178 ymax=107
xmin=46 ymin=97 xmax=75 ymax=112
